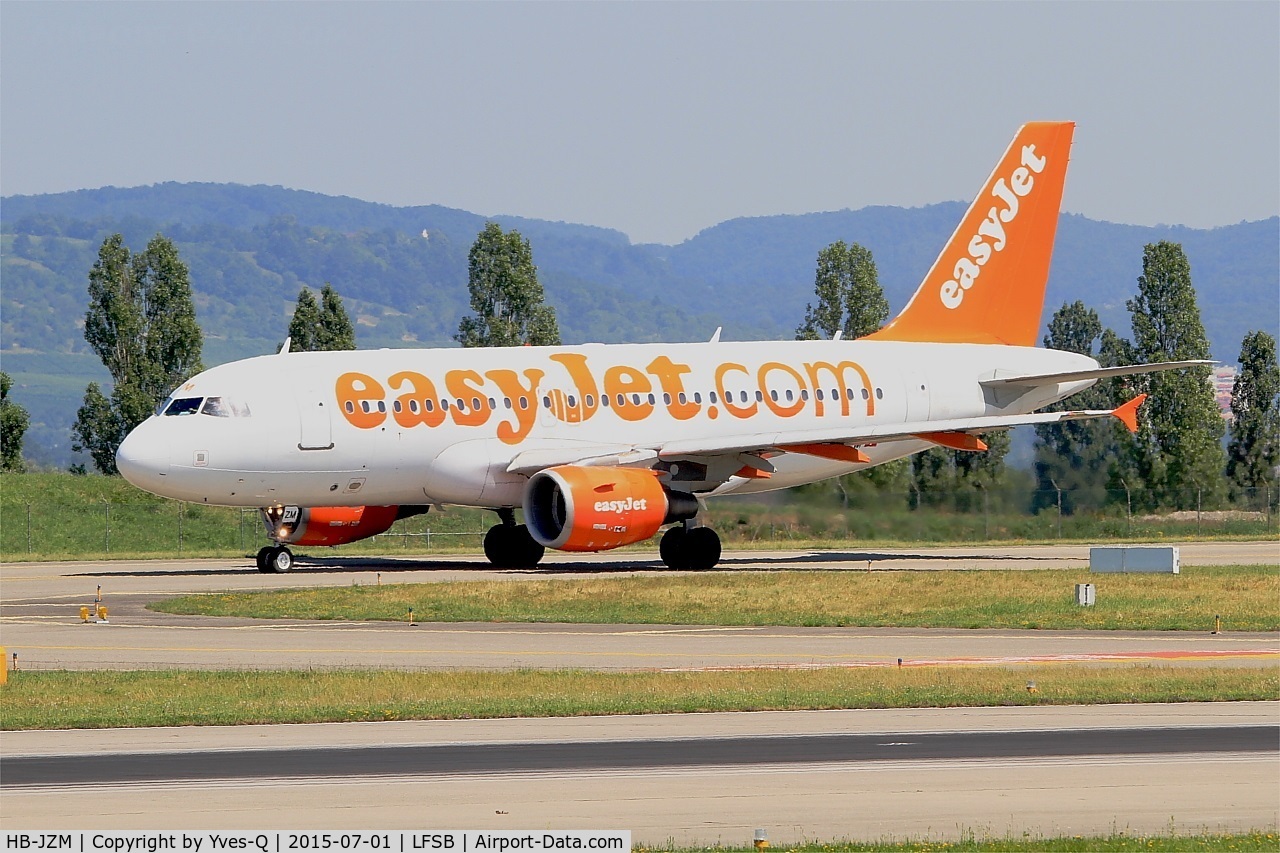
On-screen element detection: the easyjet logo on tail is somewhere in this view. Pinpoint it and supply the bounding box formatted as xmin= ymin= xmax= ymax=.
xmin=866 ymin=121 xmax=1074 ymax=348
xmin=940 ymin=143 xmax=1047 ymax=310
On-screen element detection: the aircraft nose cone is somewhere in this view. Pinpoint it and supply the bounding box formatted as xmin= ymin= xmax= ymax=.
xmin=116 ymin=425 xmax=169 ymax=493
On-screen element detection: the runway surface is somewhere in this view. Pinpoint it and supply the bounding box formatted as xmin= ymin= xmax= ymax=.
xmin=4 ymin=704 xmax=1277 ymax=841
xmin=7 ymin=725 xmax=1276 ymax=787
xmin=2 ymin=543 xmax=1277 ymax=842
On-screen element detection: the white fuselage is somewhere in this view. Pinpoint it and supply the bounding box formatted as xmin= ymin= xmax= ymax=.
xmin=116 ymin=339 xmax=1097 ymax=510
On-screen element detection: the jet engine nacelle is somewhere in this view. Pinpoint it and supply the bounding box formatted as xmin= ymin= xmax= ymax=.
xmin=263 ymin=505 xmax=402 ymax=547
xmin=524 ymin=465 xmax=699 ymax=551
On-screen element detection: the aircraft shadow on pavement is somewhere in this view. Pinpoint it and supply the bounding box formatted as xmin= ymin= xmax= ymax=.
xmin=69 ymin=550 xmax=1058 ymax=578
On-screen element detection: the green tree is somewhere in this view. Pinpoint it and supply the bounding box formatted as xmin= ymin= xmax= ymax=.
xmin=796 ymin=241 xmax=889 ymax=341
xmin=456 ymin=223 xmax=560 ymax=347
xmin=74 ymin=234 xmax=204 ymax=473
xmin=318 ymin=283 xmax=356 ymax=350
xmin=1225 ymin=330 xmax=1279 ymax=498
xmin=287 ymin=287 xmax=322 ymax=351
xmin=0 ymin=371 xmax=30 ymax=472
xmin=71 ymin=382 xmax=122 ymax=475
xmin=287 ymin=284 xmax=356 ymax=352
xmin=1122 ymin=241 xmax=1225 ymax=508
xmin=1032 ymin=302 xmax=1122 ymax=513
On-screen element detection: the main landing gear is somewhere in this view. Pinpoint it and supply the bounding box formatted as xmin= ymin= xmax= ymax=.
xmin=659 ymin=522 xmax=722 ymax=571
xmin=256 ymin=545 xmax=294 ymax=573
xmin=484 ymin=508 xmax=545 ymax=569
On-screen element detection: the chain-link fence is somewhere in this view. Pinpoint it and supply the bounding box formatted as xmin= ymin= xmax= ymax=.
xmin=1 ymin=487 xmax=1275 ymax=560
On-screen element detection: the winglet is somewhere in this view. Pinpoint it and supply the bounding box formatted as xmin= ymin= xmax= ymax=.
xmin=865 ymin=122 xmax=1075 ymax=347
xmin=1112 ymin=393 xmax=1147 ymax=434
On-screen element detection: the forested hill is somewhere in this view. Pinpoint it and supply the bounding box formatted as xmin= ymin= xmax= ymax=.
xmin=2 ymin=182 xmax=1276 ymax=466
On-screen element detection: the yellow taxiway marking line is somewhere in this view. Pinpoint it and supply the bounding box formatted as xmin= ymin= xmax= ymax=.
xmin=11 ymin=642 xmax=1280 ymax=664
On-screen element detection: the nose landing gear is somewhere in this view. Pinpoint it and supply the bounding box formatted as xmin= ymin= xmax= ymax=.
xmin=256 ymin=545 xmax=294 ymax=573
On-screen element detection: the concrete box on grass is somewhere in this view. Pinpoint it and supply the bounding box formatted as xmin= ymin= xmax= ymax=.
xmin=1089 ymin=545 xmax=1179 ymax=574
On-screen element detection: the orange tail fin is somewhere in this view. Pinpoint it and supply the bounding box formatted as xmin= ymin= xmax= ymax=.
xmin=865 ymin=122 xmax=1075 ymax=347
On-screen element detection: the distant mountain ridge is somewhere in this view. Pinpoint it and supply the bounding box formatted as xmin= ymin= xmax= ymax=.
xmin=2 ymin=182 xmax=1276 ymax=466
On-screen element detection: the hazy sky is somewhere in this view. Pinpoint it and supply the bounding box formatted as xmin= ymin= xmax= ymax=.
xmin=3 ymin=2 xmax=1277 ymax=245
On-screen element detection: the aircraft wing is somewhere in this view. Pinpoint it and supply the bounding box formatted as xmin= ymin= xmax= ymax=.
xmin=506 ymin=444 xmax=658 ymax=475
xmin=656 ymin=396 xmax=1146 ymax=461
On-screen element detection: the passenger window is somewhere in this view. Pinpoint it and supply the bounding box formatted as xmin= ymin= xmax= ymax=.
xmin=425 ymin=399 xmax=435 ymax=412
xmin=861 ymin=388 xmax=870 ymax=400
xmin=876 ymin=388 xmax=883 ymax=399
xmin=709 ymin=391 xmax=718 ymax=404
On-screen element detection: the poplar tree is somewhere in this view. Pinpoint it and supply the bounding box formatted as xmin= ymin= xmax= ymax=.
xmin=1225 ymin=330 xmax=1279 ymax=498
xmin=318 ymin=284 xmax=356 ymax=350
xmin=1122 ymin=241 xmax=1225 ymax=508
xmin=73 ymin=234 xmax=203 ymax=473
xmin=288 ymin=284 xmax=356 ymax=352
xmin=456 ymin=223 xmax=560 ymax=348
xmin=287 ymin=287 xmax=323 ymax=351
xmin=1032 ymin=301 xmax=1122 ymax=513
xmin=797 ymin=241 xmax=901 ymax=501
xmin=0 ymin=372 xmax=30 ymax=472
xmin=796 ymin=241 xmax=889 ymax=340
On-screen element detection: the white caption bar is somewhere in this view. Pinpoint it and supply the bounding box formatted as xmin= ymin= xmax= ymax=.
xmin=2 ymin=833 xmax=631 ymax=853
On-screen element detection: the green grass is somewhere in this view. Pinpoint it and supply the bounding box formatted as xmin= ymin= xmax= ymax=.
xmin=1 ymin=665 xmax=1274 ymax=730
xmin=3 ymin=472 xmax=1276 ymax=562
xmin=638 ymin=833 xmax=1279 ymax=852
xmin=151 ymin=565 xmax=1280 ymax=632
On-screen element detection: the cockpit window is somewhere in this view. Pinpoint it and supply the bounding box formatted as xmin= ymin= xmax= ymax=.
xmin=163 ymin=397 xmax=203 ymax=416
xmin=199 ymin=396 xmax=250 ymax=418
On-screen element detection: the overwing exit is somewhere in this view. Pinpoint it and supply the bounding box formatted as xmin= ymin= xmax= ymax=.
xmin=116 ymin=122 xmax=1207 ymax=572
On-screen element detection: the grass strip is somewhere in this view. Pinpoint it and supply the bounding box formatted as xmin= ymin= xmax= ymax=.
xmin=152 ymin=565 xmax=1280 ymax=631
xmin=636 ymin=832 xmax=1279 ymax=852
xmin=1 ymin=664 xmax=1274 ymax=730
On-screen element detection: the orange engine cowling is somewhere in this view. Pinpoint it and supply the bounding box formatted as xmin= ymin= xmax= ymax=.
xmin=524 ymin=466 xmax=699 ymax=552
xmin=264 ymin=505 xmax=402 ymax=546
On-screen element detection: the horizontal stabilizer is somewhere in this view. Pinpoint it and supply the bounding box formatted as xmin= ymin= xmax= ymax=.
xmin=981 ymin=360 xmax=1213 ymax=388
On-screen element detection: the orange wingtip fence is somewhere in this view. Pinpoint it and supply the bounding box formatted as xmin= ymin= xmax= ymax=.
xmin=1112 ymin=393 xmax=1148 ymax=433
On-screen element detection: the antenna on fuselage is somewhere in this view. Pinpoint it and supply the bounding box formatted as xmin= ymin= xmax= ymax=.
xmin=709 ymin=327 xmax=722 ymax=343
xmin=278 ymin=337 xmax=292 ymax=355
xmin=832 ymin=330 xmax=843 ymax=341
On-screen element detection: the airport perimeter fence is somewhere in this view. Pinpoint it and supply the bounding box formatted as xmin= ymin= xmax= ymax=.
xmin=2 ymin=487 xmax=1276 ymax=560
